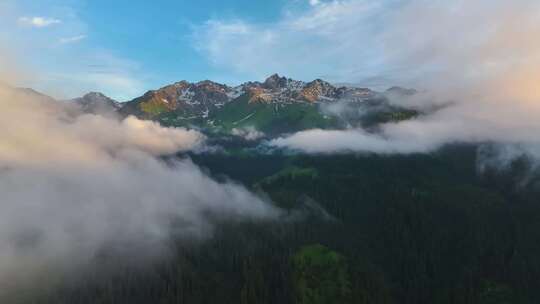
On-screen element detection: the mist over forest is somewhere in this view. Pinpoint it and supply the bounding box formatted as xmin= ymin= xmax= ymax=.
xmin=2 ymin=0 xmax=540 ymax=303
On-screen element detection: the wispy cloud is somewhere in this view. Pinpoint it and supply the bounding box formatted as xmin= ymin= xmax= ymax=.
xmin=192 ymin=0 xmax=387 ymax=83
xmin=2 ymin=3 xmax=146 ymax=100
xmin=43 ymin=50 xmax=148 ymax=101
xmin=59 ymin=34 xmax=86 ymax=44
xmin=18 ymin=16 xmax=61 ymax=28
xmin=269 ymin=0 xmax=540 ymax=160
xmin=0 ymin=84 xmax=279 ymax=291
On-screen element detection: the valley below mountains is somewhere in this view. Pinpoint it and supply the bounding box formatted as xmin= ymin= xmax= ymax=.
xmin=7 ymin=76 xmax=540 ymax=304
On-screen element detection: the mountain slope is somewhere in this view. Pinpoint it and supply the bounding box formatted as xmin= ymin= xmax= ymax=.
xmin=70 ymin=92 xmax=120 ymax=115
xmin=119 ymin=80 xmax=236 ymax=119
xmin=210 ymin=94 xmax=338 ymax=135
xmin=120 ymin=74 xmax=384 ymax=119
xmin=12 ymin=87 xmax=57 ymax=104
xmin=118 ymin=74 xmax=418 ymax=135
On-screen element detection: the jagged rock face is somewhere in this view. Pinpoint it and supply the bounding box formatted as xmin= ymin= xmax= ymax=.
xmin=122 ymin=80 xmax=235 ymax=118
xmin=336 ymin=87 xmax=377 ymax=101
xmin=262 ymin=74 xmax=289 ymax=90
xmin=120 ymin=74 xmax=387 ymax=118
xmin=299 ymin=79 xmax=338 ymax=102
xmin=72 ymin=92 xmax=120 ymax=114
xmin=136 ymin=81 xmax=190 ymax=113
xmin=244 ymin=75 xmax=378 ymax=104
xmin=244 ymin=75 xmax=337 ymax=104
xmin=247 ymin=87 xmax=274 ymax=103
xmin=190 ymin=81 xmax=231 ymax=109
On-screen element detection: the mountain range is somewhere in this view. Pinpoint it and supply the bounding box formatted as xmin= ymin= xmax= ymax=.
xmin=11 ymin=74 xmax=419 ymax=138
xmin=118 ymin=74 xmax=391 ymax=119
xmin=118 ymin=74 xmax=419 ymax=136
xmin=71 ymin=92 xmax=121 ymax=115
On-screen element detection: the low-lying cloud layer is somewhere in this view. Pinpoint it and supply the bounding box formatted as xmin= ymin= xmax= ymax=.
xmin=272 ymin=98 xmax=540 ymax=155
xmin=231 ymin=126 xmax=265 ymax=141
xmin=0 ymin=87 xmax=279 ymax=295
xmin=266 ymin=0 xmax=540 ymax=159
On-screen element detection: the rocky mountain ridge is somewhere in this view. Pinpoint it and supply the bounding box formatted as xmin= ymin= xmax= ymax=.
xmin=120 ymin=80 xmax=236 ymax=119
xmin=5 ymin=76 xmax=418 ymax=137
xmin=119 ymin=74 xmax=395 ymax=120
xmin=70 ymin=92 xmax=121 ymax=114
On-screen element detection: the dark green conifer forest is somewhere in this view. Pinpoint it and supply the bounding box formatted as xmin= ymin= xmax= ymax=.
xmin=21 ymin=144 xmax=540 ymax=304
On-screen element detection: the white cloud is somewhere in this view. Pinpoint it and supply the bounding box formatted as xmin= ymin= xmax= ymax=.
xmin=231 ymin=126 xmax=265 ymax=141
xmin=309 ymin=0 xmax=321 ymax=6
xmin=271 ymin=99 xmax=540 ymax=155
xmin=269 ymin=0 xmax=540 ymax=160
xmin=59 ymin=34 xmax=86 ymax=44
xmin=271 ymin=128 xmax=430 ymax=154
xmin=192 ymin=0 xmax=389 ymax=83
xmin=18 ymin=16 xmax=61 ymax=28
xmin=0 ymin=85 xmax=280 ymax=292
xmin=2 ymin=5 xmax=145 ymax=100
xmin=194 ymin=0 xmax=540 ymax=88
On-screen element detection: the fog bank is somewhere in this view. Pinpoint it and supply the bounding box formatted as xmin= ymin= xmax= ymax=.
xmin=0 ymin=86 xmax=279 ymax=296
xmin=270 ymin=1 xmax=540 ymax=161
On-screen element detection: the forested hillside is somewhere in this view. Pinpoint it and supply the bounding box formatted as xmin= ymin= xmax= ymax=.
xmin=19 ymin=144 xmax=540 ymax=304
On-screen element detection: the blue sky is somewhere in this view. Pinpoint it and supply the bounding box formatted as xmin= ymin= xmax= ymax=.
xmin=1 ymin=0 xmax=457 ymax=100
xmin=2 ymin=0 xmax=300 ymax=99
